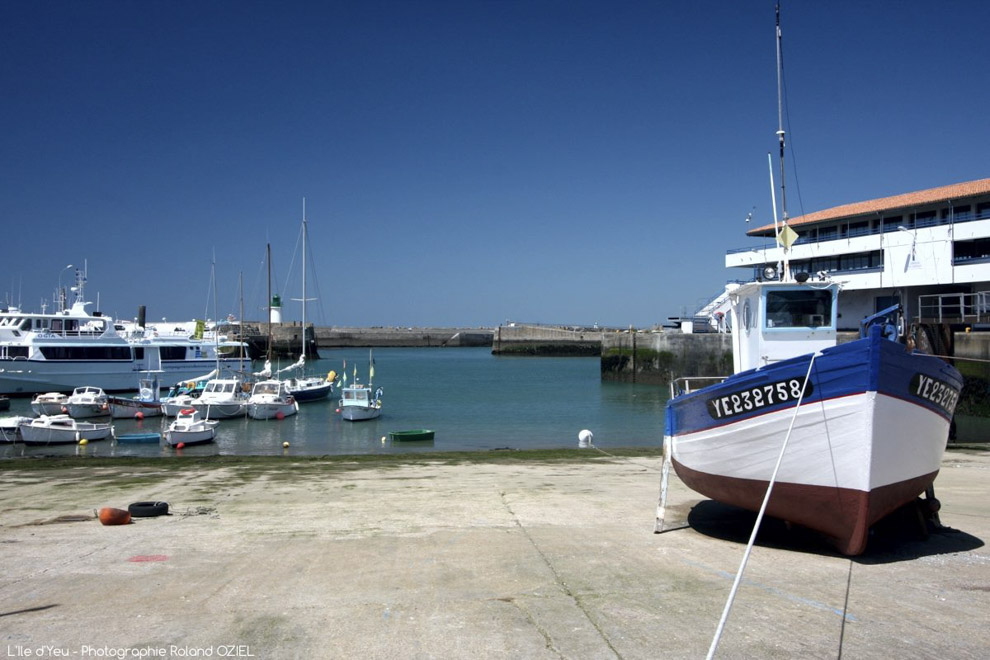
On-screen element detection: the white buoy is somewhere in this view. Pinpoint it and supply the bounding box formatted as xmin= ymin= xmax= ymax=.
xmin=578 ymin=429 xmax=593 ymax=448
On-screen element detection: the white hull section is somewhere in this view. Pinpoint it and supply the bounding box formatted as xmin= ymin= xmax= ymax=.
xmin=247 ymin=402 xmax=299 ymax=420
xmin=0 ymin=358 xmax=250 ymax=396
xmin=672 ymin=392 xmax=950 ymax=493
xmin=340 ymin=406 xmax=381 ymax=421
xmin=192 ymin=401 xmax=247 ymax=419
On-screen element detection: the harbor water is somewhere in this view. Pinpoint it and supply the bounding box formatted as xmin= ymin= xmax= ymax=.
xmin=1 ymin=347 xmax=667 ymax=459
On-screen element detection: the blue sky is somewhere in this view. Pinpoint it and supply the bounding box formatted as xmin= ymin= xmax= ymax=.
xmin=2 ymin=1 xmax=988 ymax=328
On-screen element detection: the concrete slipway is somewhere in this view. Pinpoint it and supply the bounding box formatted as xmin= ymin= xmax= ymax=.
xmin=0 ymin=448 xmax=988 ymax=659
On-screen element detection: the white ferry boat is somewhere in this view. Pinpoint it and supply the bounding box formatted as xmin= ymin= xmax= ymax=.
xmin=0 ymin=266 xmax=250 ymax=396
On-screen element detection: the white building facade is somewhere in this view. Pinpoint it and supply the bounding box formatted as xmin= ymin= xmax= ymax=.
xmin=725 ymin=178 xmax=990 ymax=331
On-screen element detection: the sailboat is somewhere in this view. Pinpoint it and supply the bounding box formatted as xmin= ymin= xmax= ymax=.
xmin=338 ymin=350 xmax=382 ymax=421
xmin=191 ymin=260 xmax=250 ymax=419
xmin=660 ymin=7 xmax=963 ymax=556
xmin=282 ymin=199 xmax=334 ymax=402
xmin=247 ymin=244 xmax=299 ymax=420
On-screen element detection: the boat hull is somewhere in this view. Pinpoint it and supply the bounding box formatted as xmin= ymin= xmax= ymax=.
xmin=286 ymin=380 xmax=333 ymax=402
xmin=164 ymin=429 xmax=216 ymax=446
xmin=108 ymin=397 xmax=164 ymax=419
xmin=666 ymin=330 xmax=962 ymax=555
xmin=340 ymin=405 xmax=381 ymax=421
xmin=0 ymin=416 xmax=31 ymax=443
xmin=0 ymin=357 xmax=251 ymax=396
xmin=247 ymin=402 xmax=299 ymax=420
xmin=191 ymin=401 xmax=247 ymax=419
xmin=20 ymin=417 xmax=114 ymax=446
xmin=389 ymin=429 xmax=434 ymax=442
xmin=66 ymin=403 xmax=110 ymax=419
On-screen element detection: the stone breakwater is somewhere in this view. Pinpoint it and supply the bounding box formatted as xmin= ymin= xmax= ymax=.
xmin=240 ymin=323 xmax=494 ymax=357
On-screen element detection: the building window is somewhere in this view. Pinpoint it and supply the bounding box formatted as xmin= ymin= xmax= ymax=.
xmin=848 ymin=220 xmax=870 ymax=237
xmin=882 ymin=216 xmax=902 ymax=232
xmin=914 ymin=211 xmax=936 ymax=227
xmin=954 ymin=238 xmax=990 ymax=264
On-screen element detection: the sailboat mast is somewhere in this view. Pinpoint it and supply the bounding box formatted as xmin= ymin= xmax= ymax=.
xmin=774 ymin=2 xmax=792 ymax=281
xmin=266 ymin=243 xmax=272 ymax=362
xmin=775 ymin=3 xmax=787 ymax=222
xmin=301 ymin=198 xmax=307 ymax=359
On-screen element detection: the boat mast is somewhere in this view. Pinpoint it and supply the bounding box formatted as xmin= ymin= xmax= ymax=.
xmin=774 ymin=2 xmax=792 ymax=282
xmin=301 ymin=198 xmax=307 ymax=359
xmin=266 ymin=243 xmax=273 ymax=364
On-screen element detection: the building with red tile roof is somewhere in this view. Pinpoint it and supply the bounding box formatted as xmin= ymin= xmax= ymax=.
xmin=721 ymin=178 xmax=990 ymax=331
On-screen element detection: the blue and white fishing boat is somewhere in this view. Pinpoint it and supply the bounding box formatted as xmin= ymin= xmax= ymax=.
xmin=338 ymin=351 xmax=382 ymax=421
xmin=664 ymin=280 xmax=962 ymax=555
xmin=661 ymin=6 xmax=963 ymax=556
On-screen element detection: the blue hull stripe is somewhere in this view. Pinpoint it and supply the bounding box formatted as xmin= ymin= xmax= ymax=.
xmin=667 ymin=331 xmax=963 ymax=437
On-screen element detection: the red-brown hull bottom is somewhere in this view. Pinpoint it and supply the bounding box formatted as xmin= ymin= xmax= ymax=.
xmin=672 ymin=458 xmax=939 ymax=555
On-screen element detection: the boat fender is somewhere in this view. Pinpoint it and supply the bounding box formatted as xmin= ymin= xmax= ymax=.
xmin=128 ymin=501 xmax=169 ymax=518
xmin=327 ymin=370 xmax=336 ymax=382
xmin=99 ymin=507 xmax=132 ymax=526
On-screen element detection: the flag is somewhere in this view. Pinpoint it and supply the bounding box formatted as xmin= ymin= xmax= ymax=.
xmin=777 ymin=224 xmax=798 ymax=249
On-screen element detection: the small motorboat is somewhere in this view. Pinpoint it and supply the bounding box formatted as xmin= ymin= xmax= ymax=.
xmin=247 ymin=380 xmax=299 ymax=420
xmin=109 ymin=373 xmax=164 ymax=419
xmin=65 ymin=386 xmax=110 ymax=419
xmin=389 ymin=429 xmax=435 ymax=442
xmin=30 ymin=392 xmax=69 ymax=416
xmin=164 ymin=408 xmax=218 ymax=447
xmin=19 ymin=415 xmax=114 ymax=446
xmin=190 ymin=377 xmax=249 ymax=419
xmin=339 ymin=384 xmax=382 ymax=421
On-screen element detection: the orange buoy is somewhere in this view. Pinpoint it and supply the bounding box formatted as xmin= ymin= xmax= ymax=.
xmin=98 ymin=507 xmax=131 ymax=526
xmin=176 ymin=442 xmax=186 ymax=449
xmin=276 ymin=411 xmax=285 ymax=420
xmin=135 ymin=412 xmax=144 ymax=420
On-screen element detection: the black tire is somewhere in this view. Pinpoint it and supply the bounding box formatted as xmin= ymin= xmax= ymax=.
xmin=128 ymin=501 xmax=169 ymax=517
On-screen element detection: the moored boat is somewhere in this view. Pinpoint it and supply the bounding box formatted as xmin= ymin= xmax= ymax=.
xmin=339 ymin=384 xmax=382 ymax=421
xmin=108 ymin=373 xmax=164 ymax=419
xmin=191 ymin=377 xmax=250 ymax=419
xmin=389 ymin=429 xmax=434 ymax=442
xmin=65 ymin=386 xmax=110 ymax=419
xmin=246 ymin=380 xmax=299 ymax=420
xmin=30 ymin=392 xmax=69 ymax=416
xmin=164 ymin=408 xmax=218 ymax=447
xmin=19 ymin=414 xmax=114 ymax=445
xmin=1 ymin=415 xmax=32 ymax=443
xmin=0 ymin=265 xmax=251 ymax=395
xmin=338 ymin=350 xmax=382 ymax=421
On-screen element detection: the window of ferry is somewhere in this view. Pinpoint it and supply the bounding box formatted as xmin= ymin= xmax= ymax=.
xmin=764 ymin=290 xmax=833 ymax=329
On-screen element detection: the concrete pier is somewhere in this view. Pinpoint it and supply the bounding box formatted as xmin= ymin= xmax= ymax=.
xmin=1 ymin=448 xmax=987 ymax=658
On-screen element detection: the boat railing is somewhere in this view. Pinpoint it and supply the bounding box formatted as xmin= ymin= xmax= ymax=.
xmin=669 ymin=376 xmax=728 ymax=399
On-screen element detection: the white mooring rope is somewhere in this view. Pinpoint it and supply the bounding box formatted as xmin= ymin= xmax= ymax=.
xmin=707 ymin=351 xmax=820 ymax=659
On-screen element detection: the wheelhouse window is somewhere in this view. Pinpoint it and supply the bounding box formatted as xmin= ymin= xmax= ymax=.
xmin=764 ymin=289 xmax=833 ymax=329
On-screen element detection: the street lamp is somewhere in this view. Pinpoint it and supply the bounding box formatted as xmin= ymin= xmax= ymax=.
xmin=57 ymin=264 xmax=73 ymax=312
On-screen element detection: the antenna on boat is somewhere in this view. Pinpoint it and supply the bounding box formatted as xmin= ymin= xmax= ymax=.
xmin=774 ymin=1 xmax=793 ymax=282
